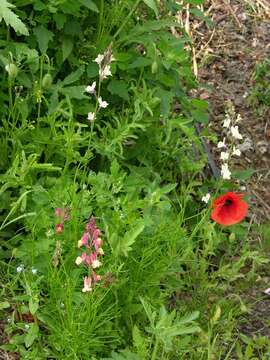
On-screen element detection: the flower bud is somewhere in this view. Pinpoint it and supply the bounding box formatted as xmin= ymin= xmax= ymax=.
xmin=5 ymin=63 xmax=18 ymax=79
xmin=42 ymin=73 xmax=52 ymax=89
xmin=151 ymin=61 xmax=158 ymax=74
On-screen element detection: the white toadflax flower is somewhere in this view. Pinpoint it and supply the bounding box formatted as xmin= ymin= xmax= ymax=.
xmin=201 ymin=193 xmax=211 ymax=204
xmin=99 ymin=65 xmax=112 ymax=80
xmin=217 ymin=138 xmax=226 ymax=148
xmin=94 ymin=54 xmax=104 ymax=65
xmin=223 ymin=117 xmax=231 ymax=128
xmin=230 ymin=126 xmax=243 ymax=140
xmin=98 ymin=97 xmax=108 ymax=108
xmin=232 ymin=147 xmax=241 ymax=156
xmin=85 ymin=82 xmax=96 ymax=94
xmin=221 ymin=163 xmax=231 ymax=180
xmin=87 ymin=112 xmax=95 ymax=122
xmin=220 ymin=151 xmax=229 ymax=161
xmin=31 ymin=267 xmax=38 ymax=275
xmin=16 ymin=265 xmax=24 ymax=273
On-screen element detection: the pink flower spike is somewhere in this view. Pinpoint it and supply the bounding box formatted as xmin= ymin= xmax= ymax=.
xmin=55 ymin=223 xmax=63 ymax=234
xmin=92 ymin=272 xmax=101 ymax=282
xmin=78 ymin=232 xmax=89 ymax=248
xmin=82 ymin=276 xmax=92 ymax=292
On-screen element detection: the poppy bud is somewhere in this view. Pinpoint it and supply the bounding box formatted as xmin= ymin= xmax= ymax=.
xmin=42 ymin=73 xmax=52 ymax=89
xmin=5 ymin=63 xmax=18 ymax=79
xmin=151 ymin=61 xmax=158 ymax=74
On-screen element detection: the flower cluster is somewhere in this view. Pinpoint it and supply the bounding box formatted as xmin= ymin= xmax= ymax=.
xmin=55 ymin=207 xmax=70 ymax=234
xmin=75 ymin=216 xmax=104 ymax=292
xmin=85 ymin=44 xmax=114 ymax=124
xmin=217 ymin=102 xmax=243 ymax=180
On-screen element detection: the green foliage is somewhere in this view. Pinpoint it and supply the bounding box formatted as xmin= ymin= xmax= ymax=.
xmin=0 ymin=0 xmax=266 ymax=359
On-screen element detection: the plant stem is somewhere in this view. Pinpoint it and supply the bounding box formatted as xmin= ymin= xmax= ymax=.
xmin=151 ymin=339 xmax=159 ymax=360
xmin=113 ymin=0 xmax=141 ymax=40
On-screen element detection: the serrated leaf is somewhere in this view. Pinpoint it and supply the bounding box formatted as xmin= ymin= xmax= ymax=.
xmin=33 ymin=25 xmax=54 ymax=54
xmin=78 ymin=0 xmax=99 ymax=12
xmin=121 ymin=220 xmax=145 ymax=256
xmin=142 ymin=0 xmax=158 ymax=16
xmin=0 ymin=0 xmax=29 ymax=35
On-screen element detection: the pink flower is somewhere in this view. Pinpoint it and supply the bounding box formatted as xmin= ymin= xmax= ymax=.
xmin=92 ymin=271 xmax=101 ymax=282
xmin=85 ymin=216 xmax=96 ymax=233
xmin=82 ymin=276 xmax=92 ymax=292
xmin=55 ymin=208 xmax=62 ymax=217
xmin=92 ymin=228 xmax=101 ymax=240
xmin=81 ymin=252 xmax=91 ymax=266
xmin=93 ymin=237 xmax=102 ymax=252
xmin=55 ymin=223 xmax=63 ymax=234
xmin=90 ymin=252 xmax=102 ymax=268
xmin=78 ymin=232 xmax=89 ymax=248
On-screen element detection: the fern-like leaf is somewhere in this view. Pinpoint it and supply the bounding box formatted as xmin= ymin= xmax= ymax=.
xmin=0 ymin=0 xmax=29 ymax=35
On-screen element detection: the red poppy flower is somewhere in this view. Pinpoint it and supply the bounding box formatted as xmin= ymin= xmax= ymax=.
xmin=211 ymin=192 xmax=248 ymax=226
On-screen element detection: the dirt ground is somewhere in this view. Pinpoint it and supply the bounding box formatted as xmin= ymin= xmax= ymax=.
xmin=194 ymin=0 xmax=270 ymax=222
xmin=193 ymin=0 xmax=270 ymax=340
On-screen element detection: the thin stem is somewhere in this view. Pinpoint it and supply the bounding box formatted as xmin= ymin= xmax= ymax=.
xmin=113 ymin=0 xmax=141 ymax=40
xmin=151 ymin=339 xmax=159 ymax=360
xmin=97 ymin=0 xmax=104 ymax=42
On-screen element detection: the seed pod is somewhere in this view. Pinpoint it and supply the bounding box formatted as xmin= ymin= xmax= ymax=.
xmin=42 ymin=73 xmax=52 ymax=89
xmin=151 ymin=60 xmax=158 ymax=74
xmin=5 ymin=63 xmax=18 ymax=79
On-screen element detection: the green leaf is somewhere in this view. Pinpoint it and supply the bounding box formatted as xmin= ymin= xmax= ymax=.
xmin=0 ymin=0 xmax=29 ymax=35
xmin=107 ymin=80 xmax=129 ymax=100
xmin=29 ymin=298 xmax=39 ymax=315
xmin=142 ymin=0 xmax=158 ymax=16
xmin=62 ymin=36 xmax=73 ymax=62
xmin=33 ymin=25 xmax=54 ymax=54
xmin=60 ymin=86 xmax=88 ymax=99
xmin=0 ymin=301 xmax=10 ymax=310
xmin=120 ymin=220 xmax=145 ymax=256
xmin=62 ymin=66 xmax=85 ymax=85
xmin=232 ymin=168 xmax=255 ymax=180
xmin=78 ymin=0 xmax=99 ymax=12
xmin=24 ymin=323 xmax=39 ymax=348
xmin=128 ymin=57 xmax=152 ymax=69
